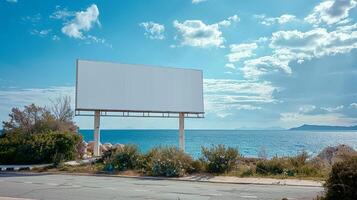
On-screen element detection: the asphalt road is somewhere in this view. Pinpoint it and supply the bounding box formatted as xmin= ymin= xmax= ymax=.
xmin=0 ymin=173 xmax=323 ymax=200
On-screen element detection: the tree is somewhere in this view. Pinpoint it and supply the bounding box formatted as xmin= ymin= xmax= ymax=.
xmin=50 ymin=96 xmax=74 ymax=123
xmin=0 ymin=96 xmax=85 ymax=163
xmin=49 ymin=96 xmax=77 ymax=133
xmin=2 ymin=104 xmax=54 ymax=135
xmin=2 ymin=96 xmax=78 ymax=136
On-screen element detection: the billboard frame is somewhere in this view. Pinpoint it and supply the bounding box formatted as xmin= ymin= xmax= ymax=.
xmin=75 ymin=59 xmax=204 ymax=116
xmin=74 ymin=59 xmax=204 ymax=156
xmin=75 ymin=110 xmax=204 ymax=118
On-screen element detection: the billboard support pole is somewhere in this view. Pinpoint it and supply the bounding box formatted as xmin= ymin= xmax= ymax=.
xmin=94 ymin=110 xmax=101 ymax=157
xmin=179 ymin=112 xmax=185 ymax=151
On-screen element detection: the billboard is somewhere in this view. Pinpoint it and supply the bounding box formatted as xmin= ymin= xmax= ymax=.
xmin=75 ymin=60 xmax=204 ymax=114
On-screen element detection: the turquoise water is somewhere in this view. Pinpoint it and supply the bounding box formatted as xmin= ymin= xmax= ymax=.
xmin=79 ymin=130 xmax=357 ymax=158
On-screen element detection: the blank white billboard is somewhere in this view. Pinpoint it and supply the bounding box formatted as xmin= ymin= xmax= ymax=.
xmin=75 ymin=60 xmax=204 ymax=114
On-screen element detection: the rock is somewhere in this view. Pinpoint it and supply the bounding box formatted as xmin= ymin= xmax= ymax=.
xmin=86 ymin=141 xmax=95 ymax=154
xmin=103 ymin=142 xmax=112 ymax=147
xmin=77 ymin=141 xmax=88 ymax=158
xmin=85 ymin=141 xmax=117 ymax=156
xmin=101 ymin=143 xmax=113 ymax=152
xmin=100 ymin=144 xmax=109 ymax=152
xmin=112 ymin=143 xmax=125 ymax=149
xmin=315 ymin=144 xmax=357 ymax=165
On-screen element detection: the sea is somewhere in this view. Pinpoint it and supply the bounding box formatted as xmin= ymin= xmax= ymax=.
xmin=79 ymin=129 xmax=357 ymax=158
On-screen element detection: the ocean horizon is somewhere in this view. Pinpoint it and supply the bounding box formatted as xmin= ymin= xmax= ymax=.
xmin=79 ymin=129 xmax=357 ymax=158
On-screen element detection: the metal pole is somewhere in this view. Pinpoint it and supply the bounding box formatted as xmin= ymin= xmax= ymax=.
xmin=179 ymin=112 xmax=185 ymax=151
xmin=94 ymin=110 xmax=101 ymax=157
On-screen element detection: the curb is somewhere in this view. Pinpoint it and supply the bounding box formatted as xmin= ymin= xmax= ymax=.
xmin=0 ymin=167 xmax=31 ymax=171
xmin=0 ymin=164 xmax=52 ymax=172
xmin=0 ymin=159 xmax=97 ymax=172
xmin=0 ymin=171 xmax=324 ymax=188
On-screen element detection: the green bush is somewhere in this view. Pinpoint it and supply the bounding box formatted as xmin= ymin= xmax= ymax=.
xmin=256 ymin=158 xmax=285 ymax=175
xmin=102 ymin=144 xmax=141 ymax=171
xmin=289 ymin=152 xmax=320 ymax=177
xmin=294 ymin=165 xmax=319 ymax=177
xmin=145 ymin=147 xmax=194 ymax=177
xmin=0 ymin=131 xmax=81 ymax=164
xmin=255 ymin=152 xmax=322 ymax=177
xmin=191 ymin=160 xmax=204 ymax=173
xmin=324 ymin=156 xmax=357 ymax=200
xmin=289 ymin=151 xmax=309 ymax=168
xmin=200 ymin=145 xmax=240 ymax=174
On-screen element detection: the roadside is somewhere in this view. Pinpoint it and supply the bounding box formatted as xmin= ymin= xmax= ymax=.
xmin=0 ymin=156 xmax=323 ymax=187
xmin=0 ymin=173 xmax=323 ymax=200
xmin=0 ymin=169 xmax=323 ymax=187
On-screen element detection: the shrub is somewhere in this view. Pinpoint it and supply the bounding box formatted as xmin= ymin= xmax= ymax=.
xmin=324 ymin=156 xmax=357 ymax=200
xmin=0 ymin=98 xmax=82 ymax=164
xmin=200 ymin=145 xmax=240 ymax=174
xmin=241 ymin=168 xmax=254 ymax=177
xmin=313 ymin=195 xmax=325 ymax=200
xmin=289 ymin=151 xmax=309 ymax=168
xmin=191 ymin=160 xmax=204 ymax=173
xmin=229 ymin=165 xmax=255 ymax=177
xmin=103 ymin=144 xmax=141 ymax=171
xmin=0 ymin=131 xmax=81 ymax=164
xmin=294 ymin=165 xmax=319 ymax=177
xmin=145 ymin=147 xmax=194 ymax=177
xmin=256 ymin=158 xmax=285 ymax=175
xmin=255 ymin=152 xmax=323 ymax=177
xmin=289 ymin=152 xmax=320 ymax=177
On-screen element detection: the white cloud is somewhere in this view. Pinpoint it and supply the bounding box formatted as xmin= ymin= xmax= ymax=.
xmin=236 ymin=1 xmax=357 ymax=80
xmin=255 ymin=37 xmax=269 ymax=43
xmin=255 ymin=14 xmax=296 ymax=26
xmin=192 ymin=0 xmax=207 ymax=4
xmin=173 ymin=20 xmax=224 ymax=48
xmin=299 ymin=105 xmax=316 ymax=114
xmin=30 ymin=29 xmax=52 ymax=37
xmin=204 ymin=79 xmax=277 ymax=117
xmin=22 ymin=14 xmax=41 ymax=23
xmin=86 ymin=35 xmax=108 ymax=45
xmin=321 ymin=105 xmax=344 ymax=112
xmin=242 ymin=24 xmax=357 ymax=79
xmin=270 ymin=26 xmax=357 ymax=60
xmin=140 ymin=21 xmax=165 ymax=40
xmin=173 ymin=15 xmax=239 ymax=48
xmin=280 ymin=112 xmax=357 ymax=127
xmin=50 ymin=6 xmax=75 ymax=20
xmin=218 ymin=15 xmax=240 ymax=27
xmin=52 ymin=35 xmax=60 ymax=41
xmin=305 ymin=0 xmax=357 ymax=25
xmin=227 ymin=43 xmax=258 ymax=63
xmin=225 ymin=63 xmax=236 ymax=69
xmin=242 ymin=54 xmax=292 ymax=79
xmin=277 ymin=14 xmax=297 ymax=24
xmin=61 ymin=4 xmax=100 ymax=39
xmin=270 ymin=28 xmax=328 ymax=51
xmin=280 ymin=104 xmax=357 ymax=127
xmin=350 ymin=103 xmax=357 ymax=109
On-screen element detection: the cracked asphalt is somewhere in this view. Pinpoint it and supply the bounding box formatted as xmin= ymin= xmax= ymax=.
xmin=0 ymin=173 xmax=323 ymax=200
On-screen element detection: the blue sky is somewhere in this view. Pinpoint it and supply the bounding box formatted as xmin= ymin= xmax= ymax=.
xmin=1 ymin=0 xmax=357 ymax=129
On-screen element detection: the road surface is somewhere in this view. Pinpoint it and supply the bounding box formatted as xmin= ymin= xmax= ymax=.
xmin=0 ymin=173 xmax=323 ymax=200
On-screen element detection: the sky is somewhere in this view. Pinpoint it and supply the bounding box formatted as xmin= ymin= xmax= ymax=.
xmin=1 ymin=0 xmax=357 ymax=130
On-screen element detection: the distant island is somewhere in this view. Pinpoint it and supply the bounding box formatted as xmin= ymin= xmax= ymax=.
xmin=290 ymin=124 xmax=357 ymax=131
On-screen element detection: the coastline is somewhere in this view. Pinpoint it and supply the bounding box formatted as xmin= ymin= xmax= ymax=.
xmin=78 ymin=129 xmax=357 ymax=158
